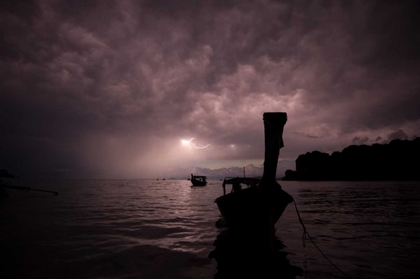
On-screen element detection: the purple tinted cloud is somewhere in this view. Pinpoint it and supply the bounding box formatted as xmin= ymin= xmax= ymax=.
xmin=1 ymin=0 xmax=419 ymax=178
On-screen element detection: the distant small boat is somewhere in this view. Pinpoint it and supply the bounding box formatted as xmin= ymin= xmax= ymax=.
xmin=191 ymin=174 xmax=207 ymax=186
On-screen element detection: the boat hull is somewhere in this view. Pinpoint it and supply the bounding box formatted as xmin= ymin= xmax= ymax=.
xmin=214 ymin=185 xmax=293 ymax=228
xmin=191 ymin=180 xmax=207 ymax=186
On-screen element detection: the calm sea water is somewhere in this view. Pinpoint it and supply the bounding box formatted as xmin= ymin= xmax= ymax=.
xmin=1 ymin=179 xmax=420 ymax=279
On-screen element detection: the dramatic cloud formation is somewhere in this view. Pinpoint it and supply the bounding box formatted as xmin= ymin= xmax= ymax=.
xmin=1 ymin=0 xmax=419 ymax=178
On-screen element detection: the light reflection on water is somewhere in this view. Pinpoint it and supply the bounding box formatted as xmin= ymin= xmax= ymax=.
xmin=1 ymin=179 xmax=420 ymax=278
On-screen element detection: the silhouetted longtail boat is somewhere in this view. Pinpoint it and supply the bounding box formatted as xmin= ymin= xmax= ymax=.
xmin=214 ymin=112 xmax=293 ymax=229
xmin=191 ymin=174 xmax=207 ymax=186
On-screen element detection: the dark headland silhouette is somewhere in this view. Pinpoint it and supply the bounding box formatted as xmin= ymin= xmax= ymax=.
xmin=283 ymin=137 xmax=420 ymax=181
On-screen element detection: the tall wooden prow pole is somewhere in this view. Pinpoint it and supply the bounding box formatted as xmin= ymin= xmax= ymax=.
xmin=258 ymin=112 xmax=293 ymax=251
xmin=260 ymin=112 xmax=287 ymax=187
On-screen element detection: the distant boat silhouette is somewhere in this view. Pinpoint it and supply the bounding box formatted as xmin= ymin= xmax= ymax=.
xmin=191 ymin=174 xmax=207 ymax=186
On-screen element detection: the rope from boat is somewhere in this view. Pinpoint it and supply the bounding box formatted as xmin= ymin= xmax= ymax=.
xmin=293 ymin=200 xmax=352 ymax=279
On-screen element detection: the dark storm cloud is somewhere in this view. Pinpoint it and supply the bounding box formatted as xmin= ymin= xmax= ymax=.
xmin=1 ymin=0 xmax=419 ymax=178
xmin=292 ymin=132 xmax=321 ymax=139
xmin=352 ymin=136 xmax=369 ymax=145
xmin=387 ymin=129 xmax=408 ymax=141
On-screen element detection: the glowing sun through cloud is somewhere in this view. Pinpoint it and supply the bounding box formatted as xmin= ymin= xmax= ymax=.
xmin=181 ymin=138 xmax=212 ymax=149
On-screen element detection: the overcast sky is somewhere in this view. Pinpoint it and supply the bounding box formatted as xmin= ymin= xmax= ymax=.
xmin=1 ymin=0 xmax=419 ymax=179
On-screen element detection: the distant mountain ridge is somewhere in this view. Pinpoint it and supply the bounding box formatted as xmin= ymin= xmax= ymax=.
xmin=283 ymin=138 xmax=420 ymax=181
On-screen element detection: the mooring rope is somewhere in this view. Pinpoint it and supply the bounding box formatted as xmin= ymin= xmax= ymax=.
xmin=293 ymin=200 xmax=352 ymax=279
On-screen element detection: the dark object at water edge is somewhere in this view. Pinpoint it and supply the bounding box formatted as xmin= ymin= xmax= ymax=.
xmin=214 ymin=112 xmax=293 ymax=231
xmin=0 ymin=169 xmax=15 ymax=178
xmin=1 ymin=183 xmax=59 ymax=195
xmin=191 ymin=174 xmax=207 ymax=186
